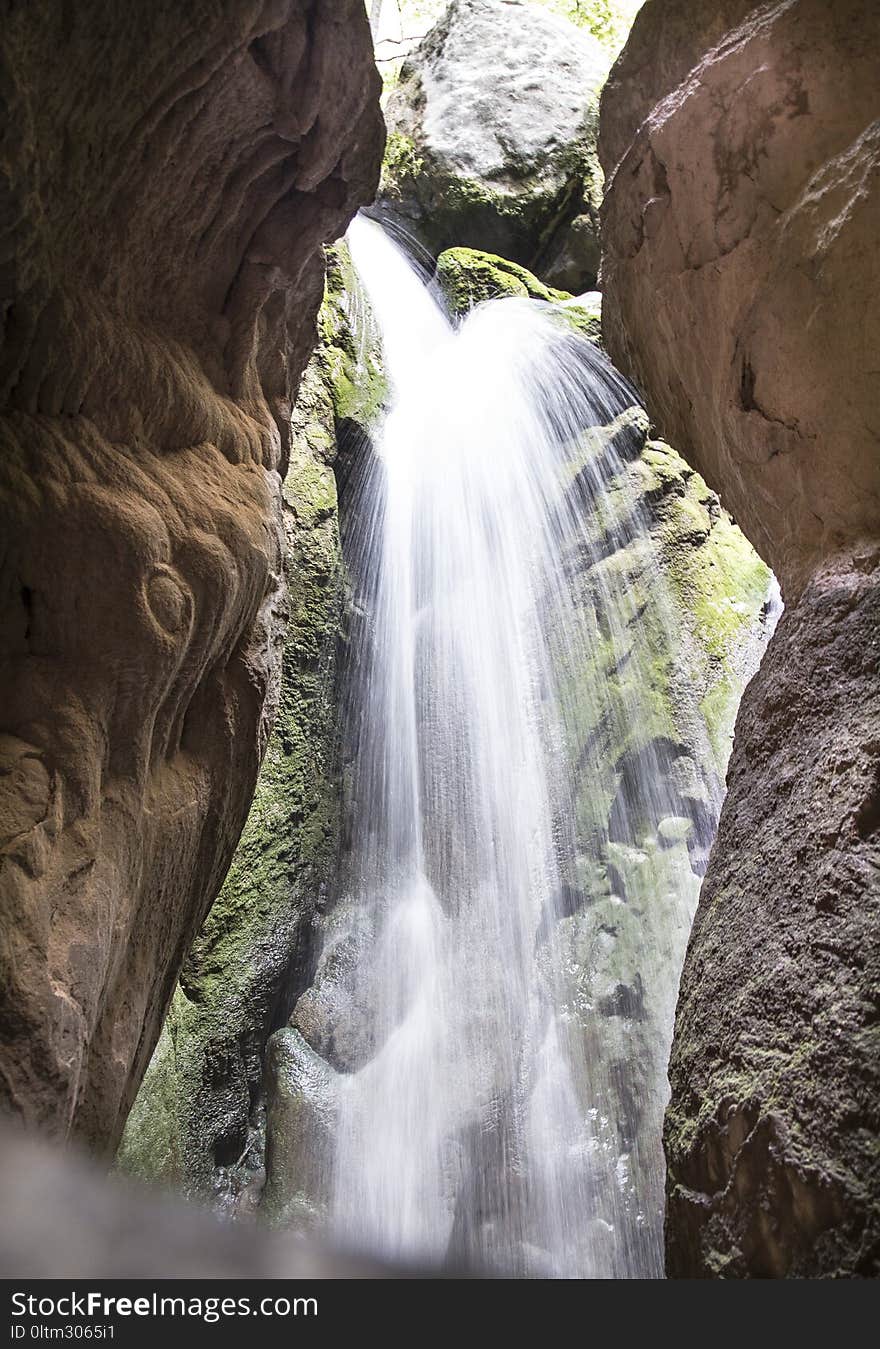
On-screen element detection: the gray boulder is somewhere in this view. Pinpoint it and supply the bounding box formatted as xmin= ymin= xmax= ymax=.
xmin=379 ymin=0 xmax=610 ymax=289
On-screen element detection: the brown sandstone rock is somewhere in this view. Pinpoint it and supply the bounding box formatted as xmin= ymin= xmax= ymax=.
xmin=600 ymin=0 xmax=880 ymax=1275
xmin=601 ymin=0 xmax=880 ymax=599
xmin=598 ymin=0 xmax=759 ymax=177
xmin=0 ymin=0 xmax=383 ymax=1151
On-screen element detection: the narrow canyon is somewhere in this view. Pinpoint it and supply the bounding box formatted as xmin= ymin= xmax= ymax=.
xmin=0 ymin=0 xmax=877 ymax=1280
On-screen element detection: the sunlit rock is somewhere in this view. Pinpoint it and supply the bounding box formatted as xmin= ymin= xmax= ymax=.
xmin=378 ymin=0 xmax=610 ymax=289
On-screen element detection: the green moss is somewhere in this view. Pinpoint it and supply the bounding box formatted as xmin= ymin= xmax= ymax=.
xmin=319 ymin=244 xmax=387 ymax=426
xmin=381 ymin=130 xmax=424 ymax=195
xmin=536 ymin=0 xmax=639 ymax=55
xmin=436 ymin=246 xmax=573 ymax=316
xmin=638 ymin=441 xmax=772 ymax=765
xmin=684 ymin=510 xmax=770 ymax=662
xmin=433 ymin=172 xmax=516 ymax=216
xmin=116 ymin=1008 xmax=186 ymax=1184
xmin=435 ymin=246 xmax=603 ymax=346
xmin=560 ymin=303 xmax=603 ymax=346
xmin=552 ymin=538 xmax=682 ymax=846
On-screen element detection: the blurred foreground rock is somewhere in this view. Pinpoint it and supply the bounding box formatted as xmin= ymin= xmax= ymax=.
xmin=0 ymin=1124 xmax=403 ymax=1279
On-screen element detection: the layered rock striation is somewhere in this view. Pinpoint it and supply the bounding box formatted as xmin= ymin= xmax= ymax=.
xmin=0 ymin=0 xmax=383 ymax=1152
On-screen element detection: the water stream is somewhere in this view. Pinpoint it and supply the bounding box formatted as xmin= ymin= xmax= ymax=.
xmin=294 ymin=217 xmax=774 ymax=1277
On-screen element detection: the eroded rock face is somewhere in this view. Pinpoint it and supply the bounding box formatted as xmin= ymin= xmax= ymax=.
xmin=115 ymin=359 xmax=346 ymax=1205
xmin=117 ymin=246 xmax=387 ymax=1202
xmin=0 ymin=0 xmax=383 ymax=1151
xmin=666 ymin=555 xmax=880 ymax=1277
xmin=379 ymin=0 xmax=610 ymax=289
xmin=600 ymin=0 xmax=880 ymax=600
xmin=600 ymin=0 xmax=880 ymax=1275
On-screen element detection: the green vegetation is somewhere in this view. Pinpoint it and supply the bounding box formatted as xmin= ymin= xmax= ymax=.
xmin=437 ymin=247 xmax=570 ymax=313
xmin=381 ymin=131 xmax=423 ymax=190
xmin=639 ymin=442 xmax=771 ymax=763
xmin=538 ymin=0 xmax=642 ymax=54
xmin=320 ymin=244 xmax=388 ymax=425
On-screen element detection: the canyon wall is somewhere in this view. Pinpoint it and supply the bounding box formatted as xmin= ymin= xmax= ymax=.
xmin=118 ymin=246 xmax=386 ymax=1203
xmin=0 ymin=0 xmax=383 ymax=1152
xmin=600 ymin=0 xmax=880 ymax=1275
xmin=121 ymin=236 xmax=774 ymax=1253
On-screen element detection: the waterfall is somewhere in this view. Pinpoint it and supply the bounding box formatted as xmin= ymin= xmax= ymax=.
xmin=297 ymin=216 xmax=756 ymax=1277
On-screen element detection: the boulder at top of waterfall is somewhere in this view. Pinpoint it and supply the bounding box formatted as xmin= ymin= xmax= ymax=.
xmin=437 ymin=247 xmax=568 ymax=310
xmin=379 ymin=0 xmax=610 ymax=290
xmin=436 ymin=245 xmax=603 ymax=343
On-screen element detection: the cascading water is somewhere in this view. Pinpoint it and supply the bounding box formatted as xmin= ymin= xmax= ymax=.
xmin=292 ymin=216 xmax=772 ymax=1278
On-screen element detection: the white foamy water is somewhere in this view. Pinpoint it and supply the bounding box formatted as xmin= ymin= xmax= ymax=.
xmin=298 ymin=216 xmax=769 ymax=1277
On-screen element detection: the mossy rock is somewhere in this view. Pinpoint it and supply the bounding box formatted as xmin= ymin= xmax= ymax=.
xmin=436 ymin=247 xmax=570 ymax=315
xmin=435 ymin=245 xmax=603 ymax=345
xmin=378 ymin=0 xmax=610 ymax=291
xmin=319 ymin=244 xmax=388 ymax=426
xmin=549 ymin=409 xmax=773 ymax=855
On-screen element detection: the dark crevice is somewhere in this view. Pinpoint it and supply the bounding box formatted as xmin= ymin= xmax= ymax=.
xmin=20 ymin=585 xmax=33 ymax=641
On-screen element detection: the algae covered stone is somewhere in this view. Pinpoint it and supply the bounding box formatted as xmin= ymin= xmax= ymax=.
xmin=436 ymin=245 xmax=603 ymax=344
xmin=436 ymin=247 xmax=570 ymax=313
xmin=319 ymin=244 xmax=387 ymax=428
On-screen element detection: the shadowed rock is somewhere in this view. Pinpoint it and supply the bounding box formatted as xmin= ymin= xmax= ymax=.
xmin=0 ymin=0 xmax=383 ymax=1151
xmin=600 ymin=0 xmax=880 ymax=1275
